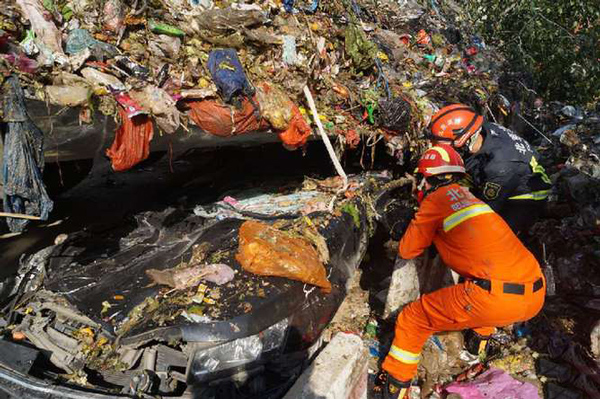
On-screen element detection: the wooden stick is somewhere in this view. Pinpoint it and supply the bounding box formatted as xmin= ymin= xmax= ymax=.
xmin=303 ymin=85 xmax=348 ymax=191
xmin=0 ymin=212 xmax=43 ymax=221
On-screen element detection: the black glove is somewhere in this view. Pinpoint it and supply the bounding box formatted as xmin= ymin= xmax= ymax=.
xmin=380 ymin=201 xmax=415 ymax=241
xmin=384 ymin=373 xmax=411 ymax=399
xmin=464 ymin=329 xmax=491 ymax=360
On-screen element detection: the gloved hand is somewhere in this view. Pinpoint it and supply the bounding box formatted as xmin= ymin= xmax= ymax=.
xmin=384 ymin=373 xmax=411 ymax=399
xmin=380 ymin=202 xmax=415 ymax=241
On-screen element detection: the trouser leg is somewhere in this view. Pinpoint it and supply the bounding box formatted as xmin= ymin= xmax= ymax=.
xmin=382 ymin=283 xmax=474 ymax=382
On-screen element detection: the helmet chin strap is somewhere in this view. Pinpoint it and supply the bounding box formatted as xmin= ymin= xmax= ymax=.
xmin=467 ymin=130 xmax=481 ymax=152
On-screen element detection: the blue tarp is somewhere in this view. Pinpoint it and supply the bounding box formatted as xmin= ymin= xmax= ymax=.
xmin=1 ymin=76 xmax=53 ymax=232
xmin=207 ymin=49 xmax=255 ymax=104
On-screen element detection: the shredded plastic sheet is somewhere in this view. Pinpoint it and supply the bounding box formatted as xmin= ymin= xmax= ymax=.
xmin=105 ymin=108 xmax=154 ymax=172
xmin=236 ymin=220 xmax=332 ymax=293
xmin=1 ymin=76 xmax=53 ymax=232
xmin=444 ymin=368 xmax=541 ymax=399
xmin=207 ymin=49 xmax=255 ymax=104
xmin=191 ymin=318 xmax=289 ymax=382
xmin=193 ymin=190 xmax=326 ymax=220
xmin=186 ymin=97 xmax=269 ymax=137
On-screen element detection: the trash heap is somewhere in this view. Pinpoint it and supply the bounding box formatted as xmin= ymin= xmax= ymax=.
xmin=1 ymin=0 xmax=504 ymax=229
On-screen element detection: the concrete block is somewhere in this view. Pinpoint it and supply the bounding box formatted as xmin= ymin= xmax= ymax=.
xmin=283 ymin=332 xmax=369 ymax=399
xmin=383 ymin=257 xmax=419 ymax=319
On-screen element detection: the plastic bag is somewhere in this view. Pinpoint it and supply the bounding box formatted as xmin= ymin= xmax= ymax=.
xmin=81 ymin=67 xmax=125 ymax=91
xmin=16 ymin=0 xmax=65 ymax=59
xmin=187 ymin=97 xmax=269 ymax=137
xmin=189 ymin=7 xmax=266 ymax=34
xmin=129 ymin=85 xmax=181 ymax=134
xmin=146 ymin=264 xmax=234 ymax=289
xmin=208 ymin=49 xmax=255 ymax=104
xmin=445 ymin=368 xmax=540 ymax=399
xmin=45 ymin=85 xmax=89 ymax=107
xmin=2 ymin=76 xmax=53 ymax=232
xmin=255 ymin=82 xmax=294 ymax=130
xmin=236 ymin=220 xmax=332 ymax=293
xmin=102 ymin=0 xmax=124 ymax=34
xmin=278 ymin=105 xmax=311 ymax=149
xmin=105 ymin=108 xmax=154 ymax=172
xmin=255 ymin=82 xmax=310 ymax=148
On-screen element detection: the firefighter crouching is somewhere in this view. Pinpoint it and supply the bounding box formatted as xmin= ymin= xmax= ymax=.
xmin=428 ymin=104 xmax=552 ymax=237
xmin=382 ymin=144 xmax=546 ymax=399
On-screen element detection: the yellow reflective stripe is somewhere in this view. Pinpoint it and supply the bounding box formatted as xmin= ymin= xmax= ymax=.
xmin=509 ymin=190 xmax=550 ymax=200
xmin=530 ymin=156 xmax=551 ymax=185
xmin=443 ymin=204 xmax=493 ymax=232
xmin=431 ymin=146 xmax=450 ymax=162
xmin=388 ymin=345 xmax=420 ymax=364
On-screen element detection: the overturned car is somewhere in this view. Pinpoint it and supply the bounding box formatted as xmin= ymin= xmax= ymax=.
xmin=0 ymin=172 xmax=407 ymax=399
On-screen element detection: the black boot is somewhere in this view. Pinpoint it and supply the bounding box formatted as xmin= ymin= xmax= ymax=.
xmin=384 ymin=373 xmax=411 ymax=399
xmin=465 ymin=330 xmax=491 ymax=360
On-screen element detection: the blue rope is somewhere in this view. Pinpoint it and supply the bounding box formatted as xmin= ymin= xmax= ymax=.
xmin=375 ymin=58 xmax=392 ymax=100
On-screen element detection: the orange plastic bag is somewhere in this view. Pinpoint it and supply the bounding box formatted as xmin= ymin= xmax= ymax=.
xmin=278 ymin=104 xmax=311 ymax=149
xmin=235 ymin=221 xmax=332 ymax=293
xmin=187 ymin=97 xmax=270 ymax=137
xmin=106 ymin=108 xmax=154 ymax=172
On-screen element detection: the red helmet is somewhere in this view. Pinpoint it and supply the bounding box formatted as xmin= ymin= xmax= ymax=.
xmin=417 ymin=144 xmax=466 ymax=177
xmin=429 ymin=104 xmax=483 ymax=148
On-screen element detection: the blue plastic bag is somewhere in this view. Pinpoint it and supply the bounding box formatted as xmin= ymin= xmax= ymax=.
xmin=283 ymin=0 xmax=319 ymax=13
xmin=2 ymin=76 xmax=53 ymax=232
xmin=207 ymin=49 xmax=254 ymax=104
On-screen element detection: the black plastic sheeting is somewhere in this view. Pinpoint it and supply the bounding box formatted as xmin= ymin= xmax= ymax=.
xmin=1 ymin=76 xmax=53 ymax=232
xmin=43 ymin=193 xmax=371 ymax=346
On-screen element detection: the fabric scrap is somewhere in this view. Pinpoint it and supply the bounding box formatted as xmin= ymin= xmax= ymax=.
xmin=207 ymin=49 xmax=254 ymax=104
xmin=1 ymin=75 xmax=53 ymax=232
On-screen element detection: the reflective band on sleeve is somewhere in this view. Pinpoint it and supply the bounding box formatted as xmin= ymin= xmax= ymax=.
xmin=508 ymin=190 xmax=550 ymax=200
xmin=443 ymin=203 xmax=493 ymax=232
xmin=388 ymin=345 xmax=420 ymax=365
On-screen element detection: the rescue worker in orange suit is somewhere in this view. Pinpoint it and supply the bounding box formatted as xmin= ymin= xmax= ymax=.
xmin=382 ymin=144 xmax=545 ymax=399
xmin=428 ymin=104 xmax=552 ymax=237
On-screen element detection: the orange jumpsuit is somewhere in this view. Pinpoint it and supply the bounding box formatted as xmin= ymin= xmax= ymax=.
xmin=382 ymin=183 xmax=545 ymax=382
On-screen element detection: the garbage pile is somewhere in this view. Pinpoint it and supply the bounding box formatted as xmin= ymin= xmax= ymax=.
xmin=1 ymin=0 xmax=503 ymax=229
xmin=0 ymin=171 xmax=396 ymax=397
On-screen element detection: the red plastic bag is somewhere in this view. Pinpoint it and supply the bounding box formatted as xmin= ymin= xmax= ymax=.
xmin=255 ymin=82 xmax=311 ymax=149
xmin=106 ymin=108 xmax=154 ymax=172
xmin=187 ymin=97 xmax=269 ymax=137
xmin=235 ymin=221 xmax=332 ymax=293
xmin=278 ymin=104 xmax=311 ymax=149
